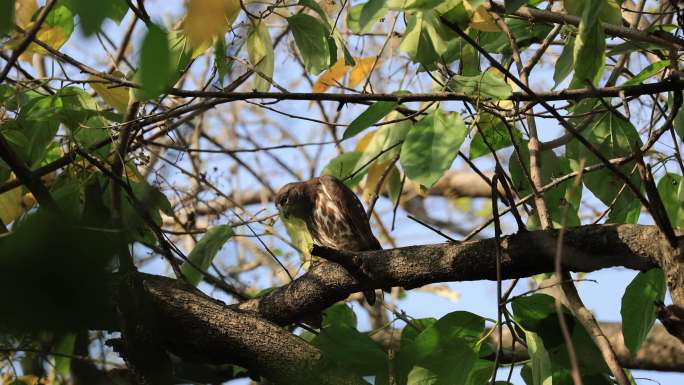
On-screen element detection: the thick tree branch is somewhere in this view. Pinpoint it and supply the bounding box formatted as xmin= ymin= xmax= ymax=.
xmin=236 ymin=224 xmax=660 ymax=326
xmin=139 ymin=276 xmax=367 ymax=385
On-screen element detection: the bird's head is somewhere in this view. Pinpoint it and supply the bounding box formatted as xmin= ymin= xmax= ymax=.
xmin=275 ymin=182 xmax=312 ymax=220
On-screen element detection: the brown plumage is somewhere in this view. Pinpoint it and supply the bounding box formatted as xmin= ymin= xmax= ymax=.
xmin=275 ymin=175 xmax=381 ymax=304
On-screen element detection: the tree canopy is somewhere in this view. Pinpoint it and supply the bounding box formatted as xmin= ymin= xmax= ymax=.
xmin=1 ymin=0 xmax=684 ymax=384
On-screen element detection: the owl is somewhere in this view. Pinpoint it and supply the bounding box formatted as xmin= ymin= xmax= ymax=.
xmin=275 ymin=175 xmax=381 ymax=304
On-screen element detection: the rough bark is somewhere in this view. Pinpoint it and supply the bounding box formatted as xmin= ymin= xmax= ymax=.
xmin=139 ymin=275 xmax=367 ymax=385
xmin=237 ymin=224 xmax=659 ymax=326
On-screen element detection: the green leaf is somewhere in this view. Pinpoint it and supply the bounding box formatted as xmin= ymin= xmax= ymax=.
xmin=553 ymin=36 xmax=575 ymax=88
xmin=448 ymin=72 xmax=513 ymax=100
xmin=246 ymin=20 xmax=275 ymax=92
xmin=463 ymin=360 xmax=495 ymax=385
xmin=415 ymin=311 xmax=485 ymax=351
xmin=608 ymin=41 xmax=666 ymax=57
xmin=469 ymin=112 xmax=521 ymax=159
xmin=354 ymin=113 xmax=412 ymax=177
xmin=505 ymin=0 xmax=527 ymax=13
xmin=321 ymin=151 xmax=366 ymax=188
xmin=439 ymin=1 xmax=470 ymax=28
xmin=599 ymin=0 xmax=623 ymax=25
xmin=53 ymin=333 xmax=76 ymax=377
xmin=319 ymin=324 xmax=387 ymax=375
xmin=622 ymin=60 xmax=670 ymax=86
xmin=672 ymin=92 xmax=684 ymax=141
xmin=400 ymin=318 xmax=437 ymax=347
xmin=509 ymin=144 xmax=578 ymax=226
xmin=570 ymin=0 xmax=605 ymax=88
xmin=322 ymin=303 xmax=357 ymax=328
xmin=18 ymin=94 xmax=62 ymax=166
xmin=45 ymin=4 xmax=75 ymax=38
xmin=106 ymin=175 xmax=172 ymax=244
xmin=400 ymin=109 xmax=466 ymax=188
xmin=621 ymin=268 xmax=666 ymax=358
xmin=657 ymin=173 xmax=684 ymax=228
xmin=566 ymin=109 xmax=642 ymax=223
xmin=57 ymin=87 xmax=99 ymax=129
xmin=0 ymin=84 xmax=13 ymax=104
xmin=525 ymin=330 xmax=553 ymax=385
xmin=512 ymin=294 xmax=557 ymax=331
xmin=344 ymin=101 xmax=398 ymax=139
xmin=387 ymin=0 xmax=444 ymax=10
xmin=564 ymin=0 xmax=620 ymax=24
xmin=106 ymin=0 xmax=129 ymax=23
xmin=399 ymin=10 xmax=456 ymax=69
xmin=167 ymin=30 xmax=194 ymax=82
xmin=403 ymin=342 xmax=477 ymax=385
xmin=348 ymin=0 xmax=388 ymax=34
xmin=214 ymin=37 xmax=230 ymax=83
xmin=298 ymin=0 xmax=331 ymax=26
xmin=407 ymin=365 xmax=439 ymax=385
xmin=180 ymin=225 xmax=233 ymax=286
xmin=138 ymin=23 xmax=172 ymax=100
xmin=0 ymin=0 xmax=13 ymax=36
xmin=62 ymin=0 xmax=126 ymax=35
xmin=0 ymin=126 xmax=29 ymax=162
xmin=287 ymin=14 xmax=331 ymax=75
xmin=397 ymin=312 xmax=481 ymax=385
xmin=387 ymin=165 xmax=403 ymax=202
xmin=50 ymin=176 xmax=85 ymax=221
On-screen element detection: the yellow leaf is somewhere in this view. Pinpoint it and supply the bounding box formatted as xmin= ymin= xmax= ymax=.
xmin=32 ymin=25 xmax=67 ymax=53
xmin=364 ymin=161 xmax=391 ymax=200
xmin=6 ymin=24 xmax=68 ymax=54
xmin=348 ymin=57 xmax=377 ymax=89
xmin=22 ymin=192 xmax=36 ymax=209
xmin=7 ymin=0 xmax=37 ymax=62
xmin=355 ymin=130 xmax=377 ymax=153
xmin=312 ymin=58 xmax=347 ymax=93
xmin=90 ymin=73 xmax=130 ymax=113
xmin=464 ymin=1 xmax=500 ymax=32
xmin=0 ymin=185 xmax=23 ymax=225
xmin=183 ymin=0 xmax=240 ymax=48
xmin=15 ymin=0 xmax=38 ymax=28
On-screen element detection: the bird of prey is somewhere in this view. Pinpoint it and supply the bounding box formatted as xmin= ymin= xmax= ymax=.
xmin=275 ymin=175 xmax=381 ymax=305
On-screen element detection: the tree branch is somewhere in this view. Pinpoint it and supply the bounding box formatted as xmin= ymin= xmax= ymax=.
xmin=236 ymin=224 xmax=659 ymax=326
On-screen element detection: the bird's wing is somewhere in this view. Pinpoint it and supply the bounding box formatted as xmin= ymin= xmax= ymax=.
xmin=319 ymin=175 xmax=382 ymax=250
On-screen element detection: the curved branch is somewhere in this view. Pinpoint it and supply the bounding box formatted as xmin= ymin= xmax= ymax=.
xmin=140 ymin=275 xmax=367 ymax=385
xmin=237 ymin=224 xmax=660 ymax=326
